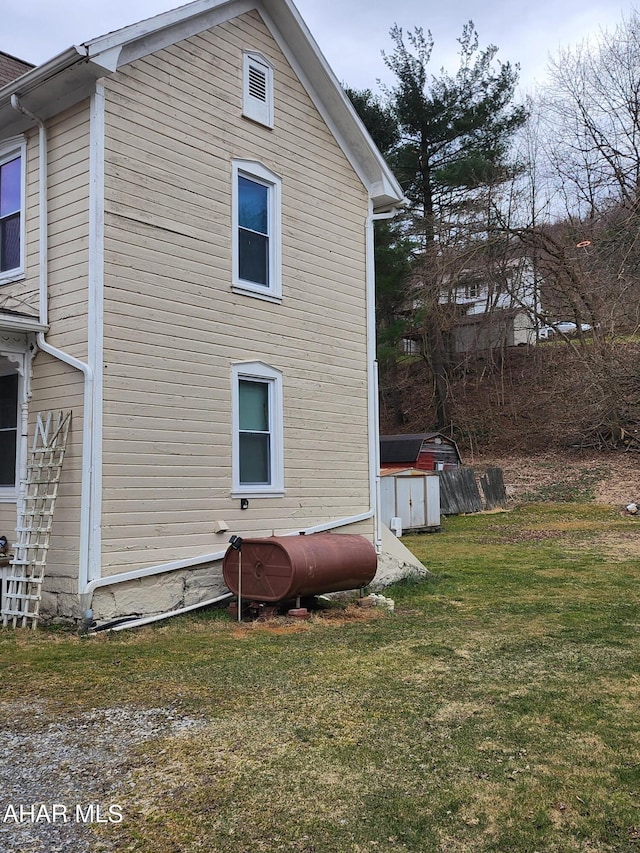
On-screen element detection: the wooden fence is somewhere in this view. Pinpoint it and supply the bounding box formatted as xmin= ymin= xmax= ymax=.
xmin=439 ymin=466 xmax=507 ymax=515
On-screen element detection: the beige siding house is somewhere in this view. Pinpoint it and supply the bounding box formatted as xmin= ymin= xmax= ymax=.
xmin=0 ymin=0 xmax=403 ymax=625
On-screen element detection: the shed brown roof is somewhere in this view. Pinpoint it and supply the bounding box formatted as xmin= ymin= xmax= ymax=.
xmin=0 ymin=51 xmax=35 ymax=87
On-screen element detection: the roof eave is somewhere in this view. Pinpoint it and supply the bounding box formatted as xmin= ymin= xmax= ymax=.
xmin=85 ymin=0 xmax=405 ymax=207
xmin=0 ymin=47 xmax=114 ymax=135
xmin=0 ymin=313 xmax=48 ymax=333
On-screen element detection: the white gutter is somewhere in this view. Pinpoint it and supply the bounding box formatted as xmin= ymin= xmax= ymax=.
xmin=84 ymin=550 xmax=228 ymax=599
xmin=0 ymin=47 xmax=86 ymax=102
xmin=10 ymin=95 xmax=95 ymax=600
xmin=0 ymin=45 xmax=87 ymax=100
xmin=0 ymin=315 xmax=47 ymax=333
xmin=296 ymin=510 xmax=373 ymax=535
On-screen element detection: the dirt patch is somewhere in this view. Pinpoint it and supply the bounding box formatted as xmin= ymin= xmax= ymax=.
xmin=473 ymin=451 xmax=639 ymax=507
xmin=594 ymin=531 xmax=640 ymax=560
xmin=228 ymin=603 xmax=387 ymax=636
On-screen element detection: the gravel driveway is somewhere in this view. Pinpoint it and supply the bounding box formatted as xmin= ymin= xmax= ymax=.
xmin=0 ymin=702 xmax=202 ymax=852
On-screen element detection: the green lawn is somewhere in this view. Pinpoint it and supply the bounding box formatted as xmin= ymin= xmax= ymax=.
xmin=1 ymin=503 xmax=639 ymax=852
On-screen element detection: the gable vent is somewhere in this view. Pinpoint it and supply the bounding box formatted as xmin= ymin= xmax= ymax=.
xmin=248 ymin=65 xmax=267 ymax=103
xmin=243 ymin=52 xmax=274 ymax=128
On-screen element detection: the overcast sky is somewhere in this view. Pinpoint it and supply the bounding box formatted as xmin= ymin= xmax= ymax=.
xmin=2 ymin=0 xmax=634 ymax=95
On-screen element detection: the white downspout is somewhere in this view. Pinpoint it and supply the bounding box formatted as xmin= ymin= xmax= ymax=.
xmin=365 ymin=204 xmax=401 ymax=551
xmin=105 ymin=592 xmax=234 ymax=632
xmin=10 ymin=95 xmax=95 ymax=600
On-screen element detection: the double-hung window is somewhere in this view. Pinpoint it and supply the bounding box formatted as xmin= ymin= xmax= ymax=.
xmin=232 ymin=160 xmax=281 ymax=302
xmin=232 ymin=362 xmax=283 ymax=497
xmin=0 ymin=139 xmax=25 ymax=282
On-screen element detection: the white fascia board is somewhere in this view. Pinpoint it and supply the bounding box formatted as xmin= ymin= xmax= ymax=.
xmin=0 ymin=314 xmax=48 ymax=334
xmin=86 ymin=0 xmax=254 ymax=69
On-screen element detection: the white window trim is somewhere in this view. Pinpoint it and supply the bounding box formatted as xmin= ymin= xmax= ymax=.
xmin=0 ymin=136 xmax=27 ymax=286
xmin=231 ymin=361 xmax=284 ymax=498
xmin=242 ymin=51 xmax=274 ymax=129
xmin=231 ymin=159 xmax=282 ymax=303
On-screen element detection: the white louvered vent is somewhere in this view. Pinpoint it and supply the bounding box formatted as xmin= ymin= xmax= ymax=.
xmin=248 ymin=65 xmax=267 ymax=103
xmin=243 ymin=53 xmax=274 ymax=128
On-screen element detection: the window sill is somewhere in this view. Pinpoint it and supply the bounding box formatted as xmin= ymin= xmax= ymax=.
xmin=0 ymin=270 xmax=25 ymax=287
xmin=232 ymin=284 xmax=282 ymax=304
xmin=231 ymin=489 xmax=285 ymax=500
xmin=0 ymin=490 xmax=18 ymax=503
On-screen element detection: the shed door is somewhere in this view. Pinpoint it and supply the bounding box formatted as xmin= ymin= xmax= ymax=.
xmin=397 ymin=477 xmax=426 ymax=529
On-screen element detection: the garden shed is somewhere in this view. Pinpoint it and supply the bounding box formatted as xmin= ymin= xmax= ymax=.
xmin=380 ymin=433 xmax=462 ymax=472
xmin=380 ymin=469 xmax=441 ymax=535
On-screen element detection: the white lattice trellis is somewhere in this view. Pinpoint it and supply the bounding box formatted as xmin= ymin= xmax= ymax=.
xmin=1 ymin=410 xmax=71 ymax=629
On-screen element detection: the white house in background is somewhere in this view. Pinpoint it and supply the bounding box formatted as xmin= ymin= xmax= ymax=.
xmin=441 ymin=259 xmax=540 ymax=352
xmin=0 ymin=0 xmax=404 ymax=624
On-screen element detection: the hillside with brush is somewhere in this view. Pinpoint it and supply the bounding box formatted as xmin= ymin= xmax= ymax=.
xmin=379 ymin=341 xmax=640 ymax=458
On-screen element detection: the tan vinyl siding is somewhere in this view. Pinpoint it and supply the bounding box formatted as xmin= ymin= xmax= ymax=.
xmin=0 ymin=102 xmax=89 ymax=328
xmin=3 ymin=102 xmax=91 ymax=613
xmin=29 ymin=352 xmax=84 ymax=609
xmin=100 ymin=10 xmax=372 ymax=573
xmin=45 ymin=101 xmax=90 ymax=359
xmin=31 ymin=102 xmax=89 ymax=608
xmin=0 ymin=502 xmax=16 ymax=535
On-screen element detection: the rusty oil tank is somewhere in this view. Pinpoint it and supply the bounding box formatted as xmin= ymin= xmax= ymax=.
xmin=222 ymin=533 xmax=377 ymax=602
